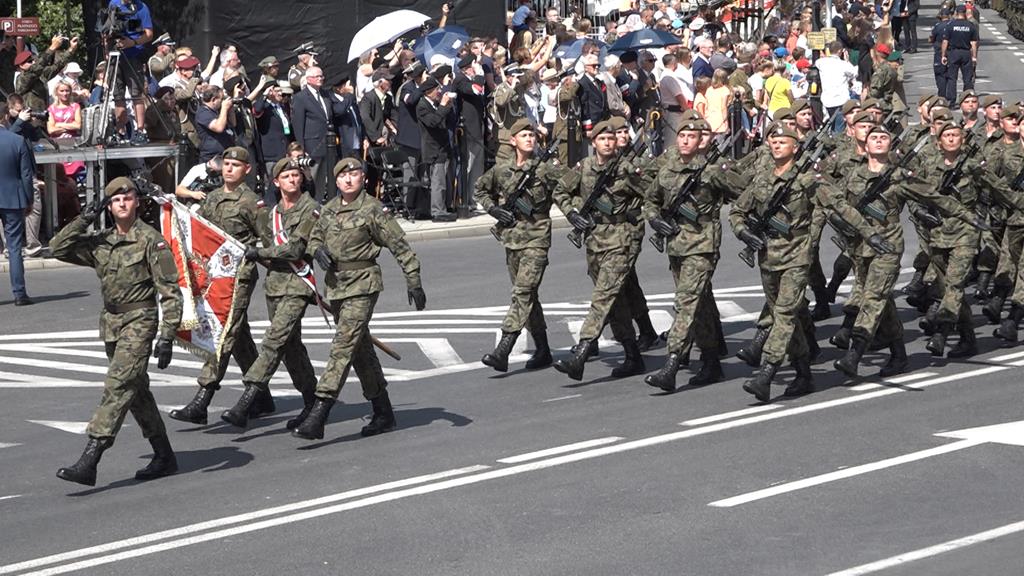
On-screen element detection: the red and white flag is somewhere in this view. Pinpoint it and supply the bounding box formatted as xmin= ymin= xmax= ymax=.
xmin=156 ymin=197 xmax=246 ymax=361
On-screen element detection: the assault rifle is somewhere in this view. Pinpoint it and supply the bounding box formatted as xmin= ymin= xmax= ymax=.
xmin=649 ymin=131 xmax=740 ymax=253
xmin=1013 ymin=161 xmax=1024 ymax=192
xmin=938 ymin=134 xmax=980 ymax=198
xmin=738 ymin=144 xmax=826 ymax=267
xmin=567 ymin=154 xmax=624 ymax=249
xmin=795 ymin=118 xmax=832 ymax=162
xmin=489 ymin=137 xmax=561 ymax=242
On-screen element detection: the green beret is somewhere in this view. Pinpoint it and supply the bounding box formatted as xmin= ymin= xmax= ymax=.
xmin=679 ymin=109 xmax=704 ymax=122
xmin=1000 ymin=104 xmax=1020 ymax=120
xmin=693 ymin=119 xmax=711 ymax=131
xmin=676 ymin=119 xmax=702 ymax=134
xmin=767 ymin=125 xmax=799 ymax=141
xmin=104 ymin=176 xmax=136 ymax=198
xmin=272 ymin=157 xmax=302 ymax=179
xmin=918 ymin=94 xmax=938 ymax=107
xmin=850 ymin=110 xmax=876 ymax=125
xmin=930 ymin=107 xmax=953 ymax=122
xmin=841 ymin=100 xmax=861 ymax=115
xmin=333 ymin=157 xmax=364 ymax=177
xmin=980 ymin=94 xmax=1002 ymax=109
xmin=509 ymin=118 xmax=536 ymax=136
xmin=955 ymin=90 xmax=976 ymax=105
xmin=867 ymin=124 xmax=892 ymax=137
xmin=937 ymin=120 xmax=963 ymax=136
xmin=590 ymin=120 xmax=615 ymax=138
xmin=608 ymin=115 xmax=629 ymax=131
xmin=223 ymin=146 xmax=250 ymax=164
xmin=790 ymin=98 xmax=811 ymax=115
xmin=772 ymin=107 xmax=796 ymax=122
xmin=258 ymin=56 xmax=279 ymax=68
xmin=928 ymin=97 xmax=949 ymax=113
xmin=860 ymin=97 xmax=883 ymax=111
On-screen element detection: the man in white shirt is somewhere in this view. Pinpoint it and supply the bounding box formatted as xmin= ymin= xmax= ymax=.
xmin=814 ymin=41 xmax=858 ymax=132
xmin=658 ymin=53 xmax=688 ymax=150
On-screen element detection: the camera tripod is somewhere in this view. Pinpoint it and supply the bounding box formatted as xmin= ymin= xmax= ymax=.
xmin=90 ymin=41 xmax=174 ymax=147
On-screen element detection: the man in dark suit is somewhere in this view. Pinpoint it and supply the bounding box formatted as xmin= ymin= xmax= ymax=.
xmin=330 ymin=75 xmax=363 ymax=160
xmin=577 ymin=53 xmax=608 ymax=140
xmin=394 ymin=63 xmax=426 ymax=217
xmin=416 ymin=76 xmax=456 ymax=222
xmin=289 ymin=66 xmax=336 ymax=201
xmin=359 ymin=67 xmax=397 ymax=198
xmin=452 ymin=55 xmax=488 ymax=217
xmin=253 ymin=82 xmax=294 ymax=205
xmin=0 ymin=101 xmax=36 ymax=306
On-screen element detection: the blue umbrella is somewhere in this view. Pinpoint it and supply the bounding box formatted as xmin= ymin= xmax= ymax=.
xmin=414 ymin=25 xmax=470 ymax=65
xmin=608 ymin=29 xmax=682 ymax=54
xmin=553 ymin=38 xmax=608 ymax=64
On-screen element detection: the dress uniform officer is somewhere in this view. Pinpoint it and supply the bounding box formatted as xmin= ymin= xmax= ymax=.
xmin=221 ymin=158 xmax=321 ymax=429
xmin=940 ymin=5 xmax=979 ymax=104
xmin=51 ymin=177 xmax=183 ymax=487
xmin=296 ymin=158 xmax=426 ymax=440
xmin=169 ymin=147 xmax=269 ymax=425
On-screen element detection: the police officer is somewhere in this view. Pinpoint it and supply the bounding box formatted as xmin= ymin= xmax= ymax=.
xmin=476 ymin=119 xmax=559 ymax=372
xmin=169 ymin=147 xmax=267 ymax=425
xmin=221 ymin=158 xmax=320 ymax=429
xmin=930 ymin=9 xmax=953 ymax=98
xmin=51 ymin=177 xmax=183 ymax=487
xmin=940 ymin=5 xmax=979 ymax=104
xmin=297 ymin=158 xmax=426 ymax=440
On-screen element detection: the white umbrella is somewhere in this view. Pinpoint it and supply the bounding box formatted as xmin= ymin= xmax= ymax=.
xmin=347 ymin=9 xmax=431 ymax=62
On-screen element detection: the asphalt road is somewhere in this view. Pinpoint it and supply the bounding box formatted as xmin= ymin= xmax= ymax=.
xmin=3 ymin=6 xmax=1024 ymax=576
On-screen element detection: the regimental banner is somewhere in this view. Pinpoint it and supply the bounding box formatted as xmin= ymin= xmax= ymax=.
xmin=155 ymin=197 xmax=246 ymax=361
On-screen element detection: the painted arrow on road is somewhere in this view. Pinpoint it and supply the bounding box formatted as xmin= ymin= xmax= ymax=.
xmin=709 ymin=420 xmax=1024 ymax=508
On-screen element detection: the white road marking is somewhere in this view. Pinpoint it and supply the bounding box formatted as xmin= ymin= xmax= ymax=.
xmin=0 ymin=443 xmax=21 ymax=449
xmin=496 ymin=437 xmax=624 ymax=464
xmin=26 ymin=420 xmax=91 ymax=435
xmin=0 ymin=356 xmax=108 ymax=375
xmin=680 ymin=405 xmax=780 ymax=426
xmin=156 ymin=405 xmax=230 ymax=416
xmin=542 ymin=394 xmax=582 ymax=403
xmin=716 ymin=300 xmax=747 ymax=319
xmin=0 ymin=495 xmax=22 ymax=502
xmin=386 ymin=338 xmax=463 ymax=368
xmin=566 ymin=320 xmax=619 ymax=349
xmin=1015 ymin=52 xmax=1024 ymax=56
xmin=848 ymin=371 xmax=938 ymax=391
xmin=708 ymin=438 xmax=984 ymax=507
xmin=825 ymin=519 xmax=1024 ymax=576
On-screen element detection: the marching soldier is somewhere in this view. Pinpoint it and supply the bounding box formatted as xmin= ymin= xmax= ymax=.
xmin=476 ymin=119 xmax=559 ymax=373
xmin=169 ymin=147 xmax=268 ymax=425
xmin=296 ymin=158 xmax=426 ymax=440
xmin=985 ymin=105 xmax=1024 ymax=326
xmin=221 ymin=158 xmax=320 ymax=429
xmin=644 ymin=115 xmax=740 ymax=392
xmin=991 ymin=109 xmax=1024 ymax=341
xmin=974 ymin=95 xmax=1007 ymax=299
xmin=553 ymin=120 xmax=647 ymax=381
xmin=792 ymin=98 xmax=833 ymax=321
xmin=52 ymin=177 xmax=182 ymax=487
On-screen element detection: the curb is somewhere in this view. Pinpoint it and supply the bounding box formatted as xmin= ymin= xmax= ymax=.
xmin=0 ymin=257 xmax=75 ymax=273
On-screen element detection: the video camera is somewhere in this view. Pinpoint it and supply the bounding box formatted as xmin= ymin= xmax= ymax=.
xmin=28 ymin=110 xmax=49 ymax=121
xmin=187 ymin=172 xmax=224 ymax=194
xmin=96 ymin=2 xmax=144 ymax=38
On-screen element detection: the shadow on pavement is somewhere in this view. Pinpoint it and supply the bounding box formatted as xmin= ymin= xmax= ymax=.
xmin=0 ymin=291 xmax=90 ymax=306
xmin=296 ymin=406 xmax=473 ymax=450
xmin=65 ymin=446 xmax=255 ymax=496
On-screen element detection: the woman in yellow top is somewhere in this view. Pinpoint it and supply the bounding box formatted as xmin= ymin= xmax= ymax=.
xmin=761 ymin=60 xmax=793 ymax=117
xmin=703 ymin=69 xmax=734 ymax=136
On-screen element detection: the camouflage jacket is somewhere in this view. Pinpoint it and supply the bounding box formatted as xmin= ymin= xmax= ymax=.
xmin=256 ymin=193 xmax=320 ymax=298
xmin=827 ymin=163 xmax=973 ymax=258
xmin=15 ymin=48 xmax=70 ymax=113
xmin=868 ymin=62 xmax=896 ymax=111
xmin=729 ymin=163 xmax=826 ymax=271
xmin=474 ymin=156 xmax=560 ymax=250
xmin=198 ymin=183 xmax=262 ymax=282
xmin=307 ymin=191 xmax=422 ymax=301
xmin=644 ymin=148 xmax=740 ymax=257
xmin=553 ymin=154 xmax=646 ymax=253
xmin=987 ymin=140 xmax=1024 ymax=225
xmin=51 ymin=216 xmax=183 ymax=343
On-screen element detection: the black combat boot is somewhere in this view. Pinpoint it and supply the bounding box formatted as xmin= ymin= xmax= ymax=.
xmin=736 ymin=327 xmax=769 ymax=367
xmin=570 ymin=339 xmax=599 ymax=360
xmin=286 ymin=383 xmax=317 ymax=430
xmin=168 ymin=386 xmax=216 ymax=425
xmin=947 ymin=323 xmax=978 ymax=359
xmin=926 ymin=323 xmax=951 ymax=357
xmin=611 ymin=338 xmax=646 ymax=378
xmin=995 ymin=304 xmax=1024 ymax=344
xmin=361 ymin=390 xmax=396 ymax=437
xmin=636 ymin=314 xmax=660 ymax=351
xmin=135 ymin=434 xmax=178 ymax=481
xmin=645 ymin=352 xmax=682 ymax=392
xmin=830 ymin=309 xmax=858 ymax=350
xmin=679 ymin=340 xmax=692 ymax=367
xmin=973 ymin=271 xmax=992 ymax=302
xmin=826 ymin=254 xmax=854 ymax=303
xmin=983 ymin=285 xmax=1009 ymax=324
xmin=688 ymin=351 xmax=724 ymax=386
xmin=56 ymin=437 xmax=114 ymax=487
xmin=482 ymin=331 xmax=519 ymax=373
xmin=919 ymin=301 xmax=940 ymax=335
xmin=835 ymin=333 xmax=869 ymax=378
xmin=879 ymin=340 xmax=910 ymax=377
xmin=554 ymin=339 xmax=592 ymax=381
xmin=221 ymin=384 xmax=260 ymax=428
xmin=901 ymin=270 xmax=925 ymax=297
xmin=292 ymin=397 xmax=334 ymax=440
xmin=717 ymin=328 xmax=729 ymax=357
xmin=811 ymin=286 xmax=832 ymax=321
xmin=524 ymin=331 xmax=553 ymax=369
xmin=742 ymin=361 xmax=779 ymax=402
xmin=805 ymin=323 xmax=821 ymax=361
xmin=249 ymin=388 xmax=276 ymax=418
xmin=783 ymin=356 xmax=814 ymax=397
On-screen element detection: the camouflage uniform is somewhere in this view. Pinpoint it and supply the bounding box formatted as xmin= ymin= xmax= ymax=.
xmin=990 ymin=142 xmax=1024 ymax=324
xmin=15 ymin=48 xmax=71 ymax=113
xmin=307 ymin=192 xmax=421 ymax=401
xmin=241 ymin=193 xmax=320 ymax=397
xmin=975 ymin=127 xmax=1008 ymax=281
xmin=50 ymin=216 xmax=182 ymax=441
xmin=868 ymin=61 xmax=897 ymax=116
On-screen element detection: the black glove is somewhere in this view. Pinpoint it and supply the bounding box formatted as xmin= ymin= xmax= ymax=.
xmin=313 ymin=247 xmax=334 ymax=271
xmin=153 ymin=337 xmax=173 ymax=370
xmin=567 ymin=209 xmax=593 ymax=232
xmin=866 ymin=233 xmax=895 ymax=255
xmin=969 ymin=215 xmax=991 ymax=232
xmin=80 ymin=195 xmax=109 ymax=224
xmin=649 ymin=216 xmax=680 ymax=237
xmin=488 ymin=205 xmax=516 ymax=227
xmin=737 ymin=229 xmax=766 ymax=252
xmin=912 ymin=207 xmax=942 ymax=229
xmin=407 ymin=286 xmax=427 ymax=311
xmin=244 ymin=246 xmax=260 ymax=262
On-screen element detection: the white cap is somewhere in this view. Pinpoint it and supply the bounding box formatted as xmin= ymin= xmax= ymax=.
xmin=689 ymin=17 xmax=706 ymax=31
xmin=63 ymin=62 xmax=83 ymax=75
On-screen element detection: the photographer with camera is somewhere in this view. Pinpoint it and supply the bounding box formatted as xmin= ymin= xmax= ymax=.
xmin=14 ymin=34 xmax=76 ymax=126
xmin=194 ymin=85 xmax=237 ymax=163
xmin=104 ymin=0 xmax=155 ymax=144
xmin=175 ymin=152 xmax=223 ymax=204
xmin=4 ymin=94 xmax=42 ymax=142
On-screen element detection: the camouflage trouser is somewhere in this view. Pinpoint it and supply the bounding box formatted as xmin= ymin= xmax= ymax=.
xmin=930 ymin=245 xmax=975 ymax=327
xmin=578 ymin=245 xmax=637 ymax=343
xmin=851 ymin=253 xmax=904 ymax=344
xmin=760 ymin=265 xmax=810 ymax=364
xmin=910 ymin=214 xmax=938 ymax=283
xmin=88 ymin=339 xmax=166 ymax=441
xmin=501 ymin=247 xmax=548 ymax=334
xmin=316 ymin=293 xmax=386 ymax=401
xmin=623 ymin=230 xmax=651 ymax=322
xmin=665 ymin=253 xmax=719 ymax=355
xmin=977 ymin=210 xmax=1006 ymax=274
xmin=1002 ymin=224 xmax=1024 ymax=301
xmin=198 ymin=277 xmax=259 ymax=389
xmin=242 ymin=294 xmax=317 ymax=395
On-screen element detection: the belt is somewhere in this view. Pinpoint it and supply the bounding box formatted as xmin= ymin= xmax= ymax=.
xmin=591 ymin=210 xmax=640 ymax=225
xmin=664 ymin=105 xmax=683 ymax=113
xmin=334 ymin=260 xmax=377 ymax=271
xmin=104 ymin=300 xmax=157 ymax=314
